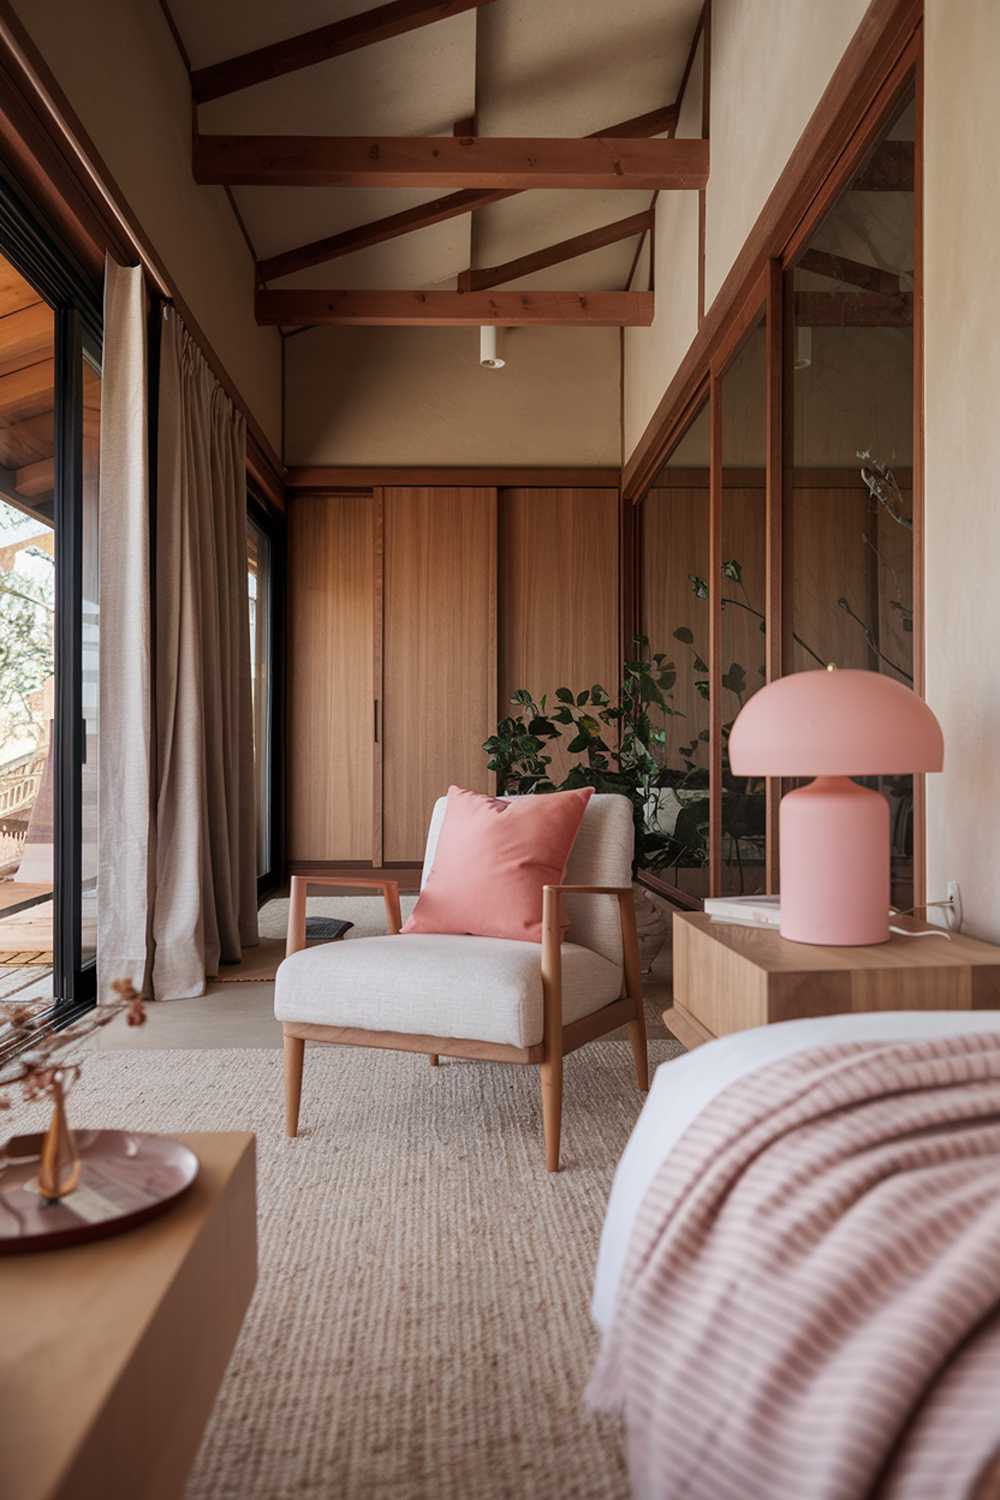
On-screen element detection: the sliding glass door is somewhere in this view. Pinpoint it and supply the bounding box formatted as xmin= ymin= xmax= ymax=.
xmin=0 ymin=167 xmax=102 ymax=1013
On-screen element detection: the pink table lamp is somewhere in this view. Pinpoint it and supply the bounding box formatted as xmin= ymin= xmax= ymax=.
xmin=728 ymin=667 xmax=943 ymax=946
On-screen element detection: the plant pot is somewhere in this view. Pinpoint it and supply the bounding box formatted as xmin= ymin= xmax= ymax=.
xmin=632 ymin=883 xmax=670 ymax=974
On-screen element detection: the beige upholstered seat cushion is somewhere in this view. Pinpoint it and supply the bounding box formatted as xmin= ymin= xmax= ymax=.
xmin=274 ymin=934 xmax=622 ymax=1048
xmin=420 ymin=792 xmax=634 ymax=968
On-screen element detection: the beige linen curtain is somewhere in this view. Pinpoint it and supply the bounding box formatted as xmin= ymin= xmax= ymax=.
xmin=97 ymin=257 xmax=152 ymax=996
xmin=152 ymin=307 xmax=258 ymax=998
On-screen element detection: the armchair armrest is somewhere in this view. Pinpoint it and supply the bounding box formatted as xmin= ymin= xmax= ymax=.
xmin=285 ymin=874 xmax=402 ymax=959
xmin=540 ymin=883 xmax=640 ymax=1037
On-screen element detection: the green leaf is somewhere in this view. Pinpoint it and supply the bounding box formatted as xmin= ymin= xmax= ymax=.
xmin=567 ymin=732 xmax=590 ymax=755
xmin=555 ymin=687 xmax=575 ymax=705
xmin=673 ymin=626 xmax=694 ymax=644
xmin=527 ymin=716 xmax=558 ymax=739
xmin=689 ymin=574 xmax=709 ymax=600
xmin=722 ymin=558 xmax=743 ymax=583
xmin=590 ymin=684 xmax=609 ymax=705
xmin=577 ymin=714 xmax=601 ymax=734
xmin=693 ymin=655 xmax=708 ymax=673
xmin=722 ymin=663 xmax=747 ymax=695
xmin=552 ymin=706 xmax=574 ymax=724
xmin=576 ymin=690 xmax=590 ymax=706
xmin=511 ymin=688 xmax=532 ymax=706
xmin=695 ymin=680 xmax=710 ymax=700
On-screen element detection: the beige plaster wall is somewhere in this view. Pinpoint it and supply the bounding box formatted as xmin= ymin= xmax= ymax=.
xmin=924 ymin=0 xmax=1000 ymax=939
xmin=624 ymin=0 xmax=872 ymax=464
xmin=622 ymin=34 xmax=702 ymax=462
xmin=285 ymin=324 xmax=621 ymax=466
xmin=15 ymin=0 xmax=283 ymax=455
xmin=705 ymin=0 xmax=871 ymax=307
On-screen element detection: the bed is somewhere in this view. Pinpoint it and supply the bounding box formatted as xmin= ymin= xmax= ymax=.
xmin=593 ymin=1007 xmax=1000 ymax=1331
xmin=590 ymin=1008 xmax=1000 ymax=1498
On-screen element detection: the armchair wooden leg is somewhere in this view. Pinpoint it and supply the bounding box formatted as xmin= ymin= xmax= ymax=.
xmin=540 ymin=1055 xmax=563 ymax=1173
xmin=619 ymin=890 xmax=649 ymax=1092
xmin=429 ymin=1053 xmax=439 ymax=1067
xmin=628 ymin=1013 xmax=649 ymax=1093
xmin=284 ymin=1032 xmax=305 ymax=1137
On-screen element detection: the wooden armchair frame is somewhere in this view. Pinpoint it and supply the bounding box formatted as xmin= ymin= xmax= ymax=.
xmin=280 ymin=875 xmax=648 ymax=1172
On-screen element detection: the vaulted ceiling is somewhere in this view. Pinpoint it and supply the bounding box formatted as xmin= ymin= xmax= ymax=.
xmin=164 ymin=0 xmax=704 ymax=328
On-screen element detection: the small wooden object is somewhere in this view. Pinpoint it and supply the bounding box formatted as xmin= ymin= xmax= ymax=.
xmin=665 ymin=912 xmax=1000 ymax=1047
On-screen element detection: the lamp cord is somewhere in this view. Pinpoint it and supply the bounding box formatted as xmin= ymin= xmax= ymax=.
xmin=888 ymin=897 xmax=956 ymax=940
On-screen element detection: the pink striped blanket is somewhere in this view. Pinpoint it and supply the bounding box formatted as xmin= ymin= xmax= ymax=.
xmin=589 ymin=1031 xmax=1000 ymax=1499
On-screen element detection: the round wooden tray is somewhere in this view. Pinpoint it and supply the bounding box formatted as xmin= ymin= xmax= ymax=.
xmin=0 ymin=1129 xmax=199 ymax=1254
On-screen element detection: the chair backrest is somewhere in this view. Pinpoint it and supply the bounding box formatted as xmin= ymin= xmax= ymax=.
xmin=420 ymin=793 xmax=634 ymax=968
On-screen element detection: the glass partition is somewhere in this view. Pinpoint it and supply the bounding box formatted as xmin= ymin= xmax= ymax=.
xmin=641 ymin=399 xmax=711 ymax=899
xmin=786 ymin=84 xmax=915 ymax=907
xmin=719 ymin=316 xmax=767 ymax=894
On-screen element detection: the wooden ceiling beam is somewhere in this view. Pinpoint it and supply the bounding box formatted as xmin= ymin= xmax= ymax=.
xmin=797 ymin=248 xmax=905 ymax=296
xmin=255 ymin=288 xmax=654 ymax=327
xmin=193 ymin=134 xmax=708 ymax=191
xmin=457 ymin=211 xmax=653 ymax=292
xmin=190 ymin=0 xmax=496 ymax=104
xmin=13 ymin=456 xmax=54 ymax=498
xmin=255 ymin=105 xmax=679 ymax=282
xmin=258 ymin=190 xmax=512 ymax=282
xmin=0 ymin=302 xmax=53 ymax=364
xmin=794 ymin=290 xmax=913 ymax=327
xmin=0 ymin=358 xmax=54 ymax=422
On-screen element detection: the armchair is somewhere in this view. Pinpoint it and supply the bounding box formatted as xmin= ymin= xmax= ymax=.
xmin=275 ymin=794 xmax=648 ymax=1171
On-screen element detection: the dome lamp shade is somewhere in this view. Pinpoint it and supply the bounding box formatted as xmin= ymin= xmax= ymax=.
xmin=728 ymin=669 xmax=944 ymax=947
xmin=728 ymin=668 xmax=943 ymax=777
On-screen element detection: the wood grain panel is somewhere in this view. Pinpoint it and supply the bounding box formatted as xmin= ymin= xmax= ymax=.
xmin=499 ymin=488 xmax=619 ymax=785
xmin=288 ymin=495 xmax=374 ymax=861
xmin=382 ymin=488 xmax=497 ymax=861
xmin=788 ymin=486 xmax=870 ymax=673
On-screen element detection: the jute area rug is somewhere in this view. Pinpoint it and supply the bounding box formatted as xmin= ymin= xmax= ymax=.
xmin=13 ymin=1034 xmax=681 ymax=1499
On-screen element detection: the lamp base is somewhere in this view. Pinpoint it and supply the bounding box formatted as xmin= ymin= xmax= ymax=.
xmin=779 ymin=776 xmax=890 ymax=945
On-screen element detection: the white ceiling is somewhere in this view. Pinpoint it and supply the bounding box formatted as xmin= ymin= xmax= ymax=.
xmin=169 ymin=0 xmax=702 ymax=296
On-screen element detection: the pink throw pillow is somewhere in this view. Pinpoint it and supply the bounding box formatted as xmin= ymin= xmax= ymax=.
xmin=401 ymin=785 xmax=595 ymax=943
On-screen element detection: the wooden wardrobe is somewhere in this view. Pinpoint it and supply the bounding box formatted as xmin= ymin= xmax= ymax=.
xmin=288 ymin=482 xmax=619 ymax=870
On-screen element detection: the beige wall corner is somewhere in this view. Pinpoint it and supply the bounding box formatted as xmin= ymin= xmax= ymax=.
xmin=13 ymin=0 xmax=283 ymax=456
xmin=924 ymin=0 xmax=1000 ymax=940
xmin=284 ymin=325 xmax=621 ymax=467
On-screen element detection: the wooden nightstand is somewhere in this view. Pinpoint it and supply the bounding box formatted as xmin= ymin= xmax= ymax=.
xmin=665 ymin=912 xmax=1000 ymax=1049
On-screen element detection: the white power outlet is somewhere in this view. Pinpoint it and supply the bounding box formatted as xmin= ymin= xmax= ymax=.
xmin=946 ymin=880 xmax=963 ymax=932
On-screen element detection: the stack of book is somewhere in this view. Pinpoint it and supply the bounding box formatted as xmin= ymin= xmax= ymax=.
xmin=703 ymin=895 xmax=781 ymax=929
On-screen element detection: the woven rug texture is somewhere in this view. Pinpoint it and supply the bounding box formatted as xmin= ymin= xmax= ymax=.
xmin=11 ymin=1035 xmax=681 ymax=1498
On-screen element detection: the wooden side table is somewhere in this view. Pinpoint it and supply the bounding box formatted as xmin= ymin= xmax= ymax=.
xmin=1 ymin=1131 xmax=256 ymax=1500
xmin=665 ymin=912 xmax=1000 ymax=1049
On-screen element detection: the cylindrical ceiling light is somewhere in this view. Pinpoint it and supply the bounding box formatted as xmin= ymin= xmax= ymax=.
xmin=479 ymin=326 xmax=505 ymax=369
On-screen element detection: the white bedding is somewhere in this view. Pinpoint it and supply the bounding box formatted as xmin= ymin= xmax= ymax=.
xmin=592 ymin=1008 xmax=1000 ymax=1333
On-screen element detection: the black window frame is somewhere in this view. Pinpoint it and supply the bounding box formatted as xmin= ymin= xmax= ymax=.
xmin=0 ymin=158 xmax=102 ymax=1021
